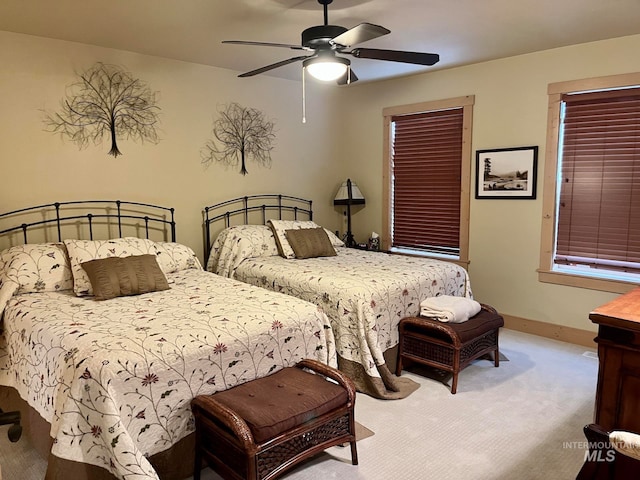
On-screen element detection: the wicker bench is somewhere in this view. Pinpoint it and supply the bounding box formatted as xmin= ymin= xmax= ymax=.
xmin=191 ymin=359 xmax=358 ymax=480
xmin=396 ymin=304 xmax=504 ymax=394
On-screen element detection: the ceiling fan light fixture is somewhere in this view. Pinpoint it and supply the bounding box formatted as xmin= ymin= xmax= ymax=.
xmin=304 ymin=55 xmax=349 ymax=81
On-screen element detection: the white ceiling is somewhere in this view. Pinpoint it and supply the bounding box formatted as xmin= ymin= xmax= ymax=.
xmin=1 ymin=0 xmax=639 ymax=84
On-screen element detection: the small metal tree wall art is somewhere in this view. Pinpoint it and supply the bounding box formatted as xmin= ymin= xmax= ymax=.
xmin=44 ymin=62 xmax=161 ymax=157
xmin=201 ymin=102 xmax=276 ymax=175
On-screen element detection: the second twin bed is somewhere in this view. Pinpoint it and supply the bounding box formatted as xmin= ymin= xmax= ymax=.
xmin=205 ymin=195 xmax=473 ymax=399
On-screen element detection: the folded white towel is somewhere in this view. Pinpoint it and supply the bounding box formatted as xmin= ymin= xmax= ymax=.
xmin=419 ymin=295 xmax=481 ymax=323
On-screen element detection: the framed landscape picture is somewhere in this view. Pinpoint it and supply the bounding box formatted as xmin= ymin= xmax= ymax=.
xmin=475 ymin=146 xmax=538 ymax=199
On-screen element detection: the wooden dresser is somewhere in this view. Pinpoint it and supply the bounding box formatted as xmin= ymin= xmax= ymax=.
xmin=589 ymin=287 xmax=640 ymax=432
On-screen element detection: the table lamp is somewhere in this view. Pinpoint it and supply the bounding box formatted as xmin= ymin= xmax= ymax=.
xmin=333 ymin=178 xmax=365 ymax=247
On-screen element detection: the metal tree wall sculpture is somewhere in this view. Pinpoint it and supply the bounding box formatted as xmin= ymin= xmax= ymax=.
xmin=44 ymin=62 xmax=161 ymax=157
xmin=201 ymin=102 xmax=275 ymax=175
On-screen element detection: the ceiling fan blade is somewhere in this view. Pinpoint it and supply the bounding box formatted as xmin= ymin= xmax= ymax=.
xmin=331 ymin=23 xmax=390 ymax=48
xmin=238 ymin=55 xmax=310 ymax=77
xmin=223 ymin=40 xmax=308 ymax=51
xmin=337 ymin=69 xmax=359 ymax=85
xmin=349 ymin=48 xmax=440 ymax=66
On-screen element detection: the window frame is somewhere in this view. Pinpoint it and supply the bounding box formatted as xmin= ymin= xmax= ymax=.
xmin=538 ymin=72 xmax=640 ymax=294
xmin=382 ymin=95 xmax=474 ymax=267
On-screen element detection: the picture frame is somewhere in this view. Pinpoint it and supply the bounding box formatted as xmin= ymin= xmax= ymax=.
xmin=475 ymin=146 xmax=538 ymax=199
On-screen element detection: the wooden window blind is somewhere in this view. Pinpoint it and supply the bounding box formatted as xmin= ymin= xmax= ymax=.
xmin=556 ymin=88 xmax=640 ymax=274
xmin=391 ymin=108 xmax=463 ymax=255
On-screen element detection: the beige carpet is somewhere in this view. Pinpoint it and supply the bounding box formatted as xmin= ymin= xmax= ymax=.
xmin=0 ymin=329 xmax=598 ymax=480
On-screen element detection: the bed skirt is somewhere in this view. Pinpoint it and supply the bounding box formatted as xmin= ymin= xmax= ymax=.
xmin=384 ymin=344 xmax=399 ymax=373
xmin=0 ymin=386 xmax=198 ymax=480
xmin=334 ymin=345 xmax=419 ymax=400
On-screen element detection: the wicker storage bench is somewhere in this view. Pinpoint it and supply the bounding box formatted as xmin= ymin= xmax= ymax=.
xmin=396 ymin=304 xmax=504 ymax=394
xmin=191 ymin=359 xmax=358 ymax=480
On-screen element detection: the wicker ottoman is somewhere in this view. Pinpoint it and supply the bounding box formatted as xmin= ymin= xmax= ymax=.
xmin=396 ymin=304 xmax=504 ymax=394
xmin=191 ymin=359 xmax=358 ymax=480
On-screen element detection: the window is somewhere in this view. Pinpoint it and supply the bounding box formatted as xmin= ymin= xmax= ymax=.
xmin=539 ymin=73 xmax=640 ymax=293
xmin=382 ymin=96 xmax=474 ymax=265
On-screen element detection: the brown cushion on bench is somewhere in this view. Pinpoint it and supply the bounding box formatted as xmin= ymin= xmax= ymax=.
xmin=412 ymin=308 xmax=504 ymax=344
xmin=446 ymin=309 xmax=504 ymax=343
xmin=211 ymin=366 xmax=348 ymax=443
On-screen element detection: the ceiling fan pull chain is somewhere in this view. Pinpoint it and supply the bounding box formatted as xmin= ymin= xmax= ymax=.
xmin=302 ymin=66 xmax=307 ymax=124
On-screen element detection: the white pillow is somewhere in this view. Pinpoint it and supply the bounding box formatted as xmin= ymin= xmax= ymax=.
xmin=64 ymin=237 xmax=157 ymax=296
xmin=0 ymin=243 xmax=73 ymax=294
xmin=268 ymin=220 xmax=344 ymax=259
xmin=154 ymin=242 xmax=202 ymax=273
xmin=323 ymin=229 xmax=345 ymax=248
xmin=207 ymin=225 xmax=279 ymax=276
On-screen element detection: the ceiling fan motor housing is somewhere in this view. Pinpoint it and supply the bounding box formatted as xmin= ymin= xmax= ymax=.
xmin=302 ymin=25 xmax=348 ymax=49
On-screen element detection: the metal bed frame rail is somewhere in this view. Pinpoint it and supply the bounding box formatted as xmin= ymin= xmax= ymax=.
xmin=204 ymin=194 xmax=313 ymax=262
xmin=0 ymin=200 xmax=176 ymax=245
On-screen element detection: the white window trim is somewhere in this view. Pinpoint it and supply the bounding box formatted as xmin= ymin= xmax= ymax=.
xmin=382 ymin=95 xmax=474 ymax=267
xmin=538 ymin=72 xmax=640 ymax=294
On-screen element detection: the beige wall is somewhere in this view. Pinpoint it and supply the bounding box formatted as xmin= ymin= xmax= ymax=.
xmin=334 ymin=34 xmax=640 ymax=333
xmin=3 ymin=29 xmax=640 ymax=333
xmin=0 ymin=31 xmax=347 ymax=261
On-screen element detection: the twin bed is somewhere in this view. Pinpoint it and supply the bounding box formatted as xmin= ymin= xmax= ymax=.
xmin=0 ymin=201 xmax=334 ymax=480
xmin=204 ymin=195 xmax=472 ymax=399
xmin=0 ymin=196 xmax=473 ymax=480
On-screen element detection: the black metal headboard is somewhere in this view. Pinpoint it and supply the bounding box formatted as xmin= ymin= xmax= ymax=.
xmin=0 ymin=200 xmax=176 ymax=249
xmin=204 ymin=194 xmax=313 ymax=262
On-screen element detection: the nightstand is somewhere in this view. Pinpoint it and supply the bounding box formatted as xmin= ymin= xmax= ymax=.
xmin=348 ymin=243 xmax=388 ymax=253
xmin=346 ymin=236 xmax=381 ymax=251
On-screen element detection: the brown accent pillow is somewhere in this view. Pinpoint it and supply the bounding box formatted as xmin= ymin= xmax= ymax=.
xmin=80 ymin=255 xmax=170 ymax=301
xmin=284 ymin=228 xmax=337 ymax=259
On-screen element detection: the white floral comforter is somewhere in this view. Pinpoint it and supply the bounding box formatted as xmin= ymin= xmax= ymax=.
xmin=0 ymin=269 xmax=335 ymax=480
xmin=224 ymin=248 xmax=471 ymax=397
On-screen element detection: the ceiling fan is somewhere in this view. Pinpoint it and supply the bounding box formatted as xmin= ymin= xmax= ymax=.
xmin=223 ymin=0 xmax=440 ymax=85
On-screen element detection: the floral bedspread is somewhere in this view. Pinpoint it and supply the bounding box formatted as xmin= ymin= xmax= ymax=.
xmin=227 ymin=248 xmax=471 ymax=396
xmin=0 ymin=269 xmax=335 ymax=480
